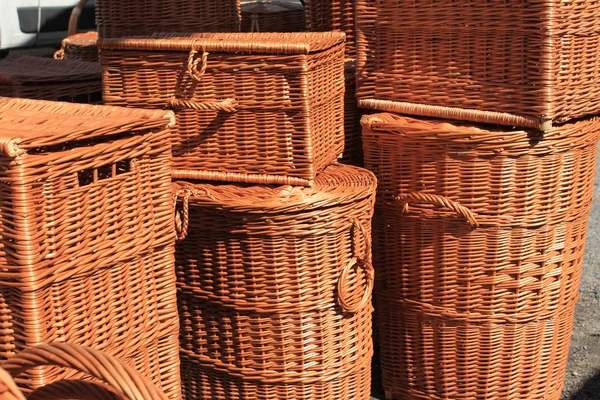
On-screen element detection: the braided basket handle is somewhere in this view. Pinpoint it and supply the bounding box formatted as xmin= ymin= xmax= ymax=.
xmin=396 ymin=192 xmax=479 ymax=227
xmin=173 ymin=189 xmax=190 ymax=241
xmin=28 ymin=380 xmax=126 ymax=400
xmin=1 ymin=344 xmax=168 ymax=400
xmin=187 ymin=44 xmax=209 ymax=82
xmin=0 ymin=367 xmax=25 ymax=400
xmin=168 ymin=98 xmax=238 ymax=113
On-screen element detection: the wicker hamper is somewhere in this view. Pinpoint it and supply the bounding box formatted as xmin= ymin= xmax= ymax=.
xmin=241 ymin=1 xmax=306 ymax=33
xmin=54 ymin=31 xmax=99 ymax=63
xmin=356 ymin=0 xmax=600 ymax=130
xmin=173 ymin=162 xmax=376 ymax=399
xmin=0 ymin=57 xmax=101 ymax=103
xmin=99 ymin=32 xmax=345 ymax=186
xmin=1 ymin=343 xmax=170 ymax=400
xmin=304 ymin=0 xmax=356 ymax=59
xmin=0 ymin=98 xmax=181 ymax=399
xmin=95 ymin=0 xmax=241 ymax=38
xmin=361 ymin=113 xmax=600 ymax=399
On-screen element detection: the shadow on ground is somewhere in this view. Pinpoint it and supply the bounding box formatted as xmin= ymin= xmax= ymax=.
xmin=569 ymin=371 xmax=600 ymax=400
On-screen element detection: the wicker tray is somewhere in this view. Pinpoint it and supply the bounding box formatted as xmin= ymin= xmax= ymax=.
xmin=95 ymin=0 xmax=241 ymax=38
xmin=1 ymin=343 xmax=170 ymax=400
xmin=241 ymin=1 xmax=306 ymax=32
xmin=304 ymin=0 xmax=356 ymax=59
xmin=54 ymin=31 xmax=99 ymax=63
xmin=0 ymin=57 xmax=102 ymax=103
xmin=0 ymin=98 xmax=180 ymax=398
xmin=361 ymin=113 xmax=599 ymax=399
xmin=99 ymin=32 xmax=345 ymax=186
xmin=173 ymin=162 xmax=376 ymax=399
xmin=356 ymin=0 xmax=600 ymax=130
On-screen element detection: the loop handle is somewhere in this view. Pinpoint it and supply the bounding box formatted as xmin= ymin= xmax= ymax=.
xmin=396 ymin=192 xmax=479 ymax=227
xmin=28 ymin=380 xmax=126 ymax=400
xmin=174 ymin=190 xmax=190 ymax=241
xmin=168 ymin=97 xmax=238 ymax=113
xmin=337 ymin=257 xmax=375 ymax=313
xmin=187 ymin=47 xmax=209 ymax=81
xmin=53 ymin=48 xmax=65 ymax=60
xmin=68 ymin=0 xmax=89 ymax=36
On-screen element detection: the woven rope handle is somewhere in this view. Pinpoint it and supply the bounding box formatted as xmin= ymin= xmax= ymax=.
xmin=173 ymin=190 xmax=190 ymax=241
xmin=168 ymin=98 xmax=238 ymax=113
xmin=396 ymin=192 xmax=479 ymax=227
xmin=0 ymin=367 xmax=25 ymax=400
xmin=337 ymin=219 xmax=375 ymax=313
xmin=53 ymin=48 xmax=65 ymax=60
xmin=187 ymin=47 xmax=209 ymax=81
xmin=1 ymin=344 xmax=168 ymax=400
xmin=29 ymin=380 xmax=126 ymax=400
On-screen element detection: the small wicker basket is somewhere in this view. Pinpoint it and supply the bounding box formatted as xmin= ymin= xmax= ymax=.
xmin=173 ymin=162 xmax=376 ymax=399
xmin=54 ymin=31 xmax=99 ymax=63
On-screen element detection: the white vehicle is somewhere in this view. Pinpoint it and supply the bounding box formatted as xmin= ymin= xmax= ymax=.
xmin=0 ymin=0 xmax=95 ymax=57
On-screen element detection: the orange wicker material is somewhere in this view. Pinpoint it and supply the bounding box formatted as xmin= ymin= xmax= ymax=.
xmin=95 ymin=0 xmax=241 ymax=38
xmin=241 ymin=1 xmax=306 ymax=32
xmin=0 ymin=98 xmax=181 ymax=399
xmin=304 ymin=0 xmax=356 ymax=59
xmin=54 ymin=31 xmax=99 ymax=63
xmin=356 ymin=0 xmax=600 ymax=130
xmin=99 ymin=32 xmax=345 ymax=186
xmin=173 ymin=162 xmax=376 ymax=399
xmin=339 ymin=60 xmax=363 ymax=166
xmin=0 ymin=57 xmax=102 ymax=103
xmin=2 ymin=343 xmax=170 ymax=400
xmin=361 ymin=113 xmax=600 ymax=399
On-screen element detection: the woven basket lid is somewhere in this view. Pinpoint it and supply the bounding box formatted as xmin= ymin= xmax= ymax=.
xmin=62 ymin=31 xmax=99 ymax=47
xmin=0 ymin=56 xmax=100 ymax=85
xmin=0 ymin=97 xmax=174 ymax=156
xmin=173 ymin=163 xmax=376 ymax=213
xmin=361 ymin=112 xmax=600 ymax=156
xmin=98 ymin=31 xmax=344 ymax=55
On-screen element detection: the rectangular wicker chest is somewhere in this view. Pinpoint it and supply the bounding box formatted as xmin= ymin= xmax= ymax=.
xmin=0 ymin=98 xmax=181 ymax=398
xmin=98 ymin=32 xmax=346 ymax=186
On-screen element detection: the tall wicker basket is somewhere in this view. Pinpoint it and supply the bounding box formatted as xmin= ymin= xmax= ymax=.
xmin=304 ymin=0 xmax=356 ymax=59
xmin=0 ymin=98 xmax=181 ymax=399
xmin=95 ymin=0 xmax=241 ymax=37
xmin=99 ymin=32 xmax=345 ymax=186
xmin=173 ymin=163 xmax=376 ymax=399
xmin=361 ymin=113 xmax=600 ymax=400
xmin=356 ymin=0 xmax=600 ymax=130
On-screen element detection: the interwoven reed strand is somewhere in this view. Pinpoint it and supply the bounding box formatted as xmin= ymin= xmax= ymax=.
xmin=339 ymin=60 xmax=363 ymax=165
xmin=0 ymin=56 xmax=101 ymax=103
xmin=356 ymin=0 xmax=600 ymax=130
xmin=361 ymin=113 xmax=600 ymax=399
xmin=95 ymin=0 xmax=241 ymax=38
xmin=0 ymin=98 xmax=181 ymax=399
xmin=304 ymin=0 xmax=356 ymax=59
xmin=99 ymin=32 xmax=345 ymax=186
xmin=241 ymin=1 xmax=306 ymax=32
xmin=1 ymin=344 xmax=170 ymax=400
xmin=54 ymin=31 xmax=99 ymax=63
xmin=173 ymin=163 xmax=376 ymax=399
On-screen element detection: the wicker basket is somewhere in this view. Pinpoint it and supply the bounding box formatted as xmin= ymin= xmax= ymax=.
xmin=54 ymin=31 xmax=99 ymax=63
xmin=0 ymin=57 xmax=102 ymax=103
xmin=241 ymin=1 xmax=306 ymax=32
xmin=361 ymin=113 xmax=600 ymax=399
xmin=95 ymin=0 xmax=241 ymax=38
xmin=304 ymin=0 xmax=356 ymax=59
xmin=0 ymin=98 xmax=180 ymax=399
xmin=356 ymin=0 xmax=600 ymax=130
xmin=173 ymin=162 xmax=376 ymax=399
xmin=99 ymin=32 xmax=345 ymax=186
xmin=1 ymin=343 xmax=170 ymax=400
xmin=339 ymin=60 xmax=363 ymax=166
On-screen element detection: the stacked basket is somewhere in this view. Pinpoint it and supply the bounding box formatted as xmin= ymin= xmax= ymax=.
xmin=98 ymin=30 xmax=377 ymax=400
xmin=356 ymin=1 xmax=600 ymax=399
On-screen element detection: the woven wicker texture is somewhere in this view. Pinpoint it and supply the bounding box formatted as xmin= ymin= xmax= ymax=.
xmin=356 ymin=0 xmax=600 ymax=130
xmin=361 ymin=113 xmax=600 ymax=399
xmin=1 ymin=344 xmax=170 ymax=400
xmin=304 ymin=0 xmax=356 ymax=59
xmin=99 ymin=32 xmax=345 ymax=186
xmin=54 ymin=31 xmax=99 ymax=63
xmin=0 ymin=56 xmax=101 ymax=103
xmin=241 ymin=1 xmax=306 ymax=32
xmin=0 ymin=98 xmax=180 ymax=399
xmin=339 ymin=60 xmax=363 ymax=165
xmin=95 ymin=0 xmax=241 ymax=38
xmin=173 ymin=163 xmax=376 ymax=399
